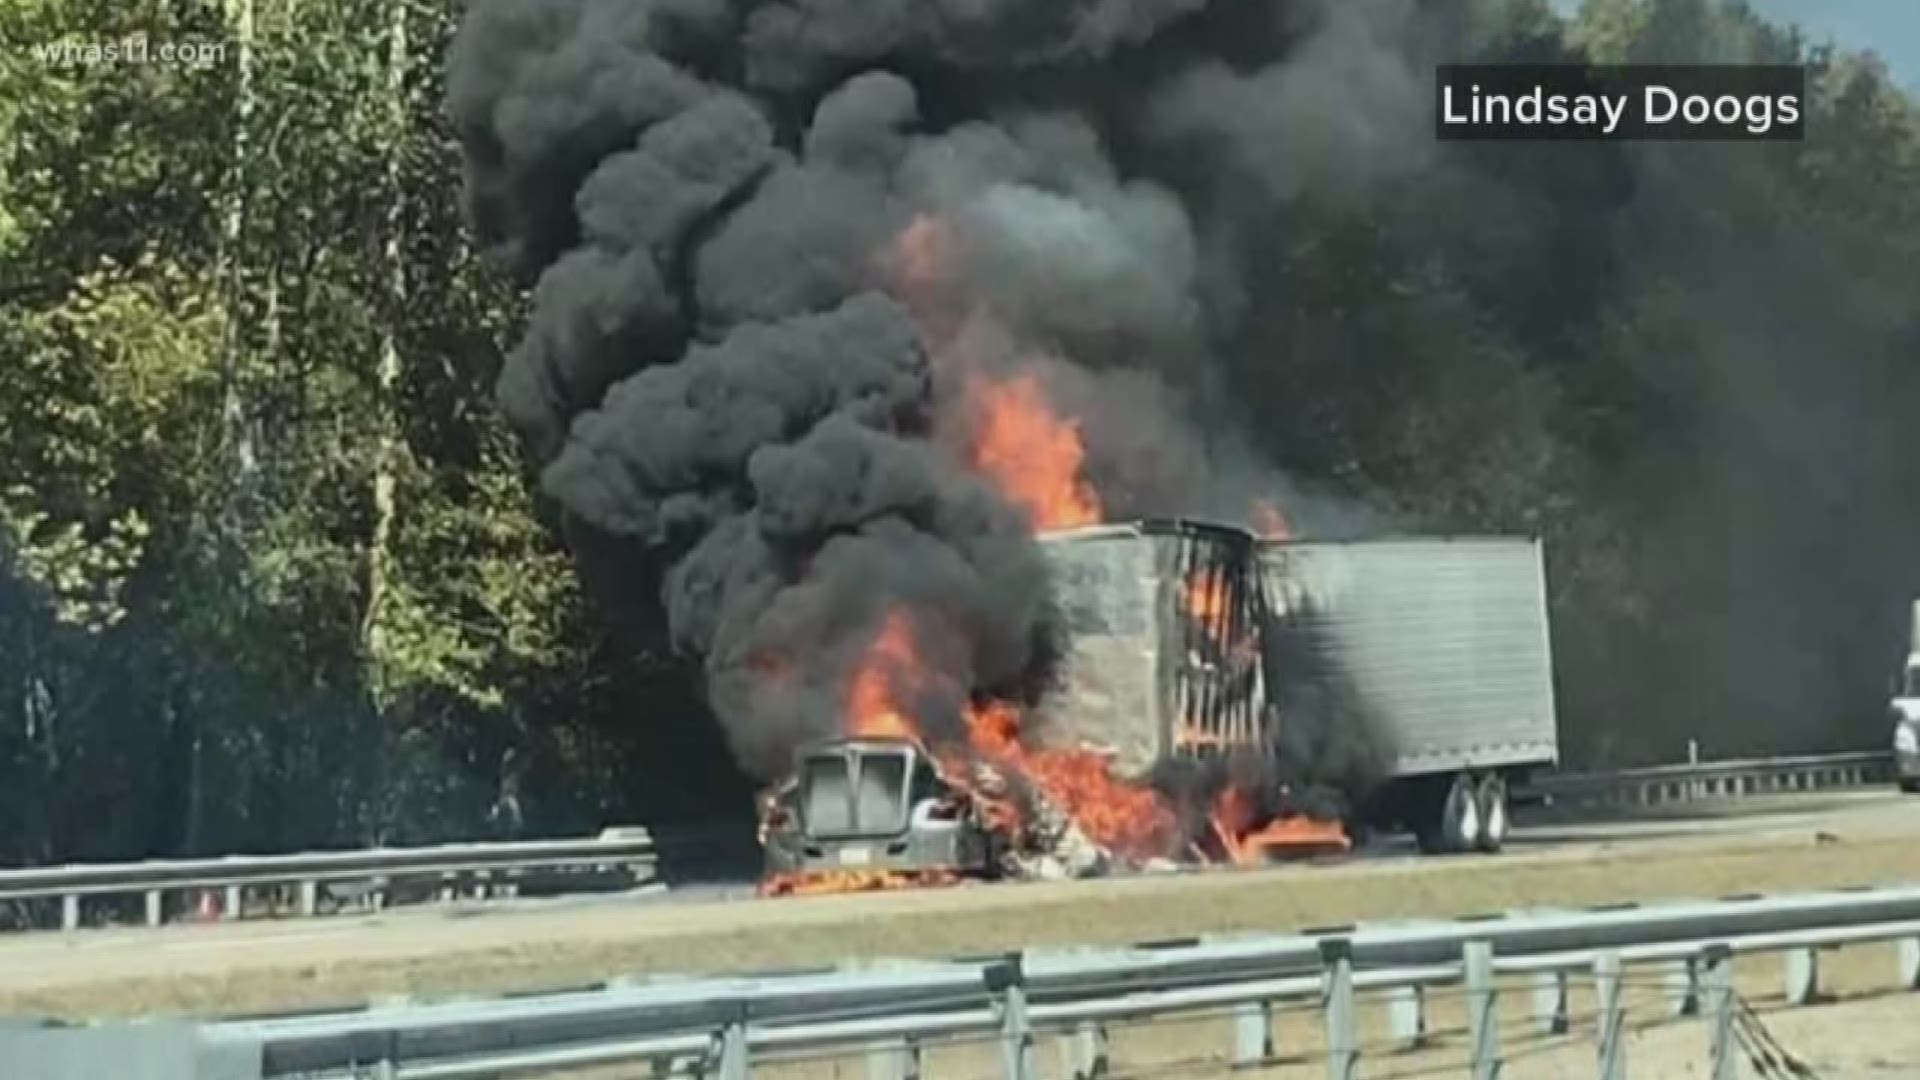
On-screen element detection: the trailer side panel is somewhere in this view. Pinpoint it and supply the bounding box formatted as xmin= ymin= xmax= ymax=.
xmin=1259 ymin=538 xmax=1559 ymax=778
xmin=1035 ymin=529 xmax=1164 ymax=776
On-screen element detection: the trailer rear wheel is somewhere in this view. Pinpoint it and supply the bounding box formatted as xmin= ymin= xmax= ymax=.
xmin=1475 ymin=774 xmax=1509 ymax=853
xmin=1440 ymin=773 xmax=1481 ymax=853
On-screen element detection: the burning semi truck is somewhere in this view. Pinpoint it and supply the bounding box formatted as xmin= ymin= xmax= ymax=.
xmin=759 ymin=519 xmax=1560 ymax=893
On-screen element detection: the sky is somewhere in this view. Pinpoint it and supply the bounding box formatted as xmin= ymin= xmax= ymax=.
xmin=1730 ymin=0 xmax=1917 ymax=87
xmin=1548 ymin=0 xmax=1920 ymax=90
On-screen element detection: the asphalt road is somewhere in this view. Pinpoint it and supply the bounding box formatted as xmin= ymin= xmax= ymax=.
xmin=2 ymin=788 xmax=1917 ymax=1018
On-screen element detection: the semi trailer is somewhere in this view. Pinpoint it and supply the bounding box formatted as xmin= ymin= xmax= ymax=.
xmin=1260 ymin=535 xmax=1560 ymax=853
xmin=759 ymin=519 xmax=1562 ymax=880
xmin=1035 ymin=520 xmax=1561 ymax=854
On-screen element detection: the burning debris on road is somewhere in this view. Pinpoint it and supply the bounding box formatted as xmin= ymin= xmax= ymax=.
xmin=449 ymin=0 xmax=1395 ymax=894
xmin=752 ymin=546 xmax=1355 ymax=897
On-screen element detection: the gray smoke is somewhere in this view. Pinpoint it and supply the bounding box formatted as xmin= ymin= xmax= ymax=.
xmin=448 ymin=0 xmax=1424 ymax=780
xmin=1146 ymin=0 xmax=1432 ymax=204
xmin=740 ymin=0 xmax=1213 ymax=93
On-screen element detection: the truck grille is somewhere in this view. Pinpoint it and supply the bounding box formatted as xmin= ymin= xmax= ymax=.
xmin=801 ymin=747 xmax=911 ymax=838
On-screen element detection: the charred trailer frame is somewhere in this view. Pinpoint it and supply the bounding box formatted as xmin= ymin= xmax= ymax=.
xmin=1035 ymin=519 xmax=1271 ymax=778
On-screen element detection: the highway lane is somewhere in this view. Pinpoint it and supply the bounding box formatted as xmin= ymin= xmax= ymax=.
xmin=1 ymin=789 xmax=1916 ymax=1018
xmin=6 ymin=790 xmax=1913 ymax=949
xmin=4 ymin=791 xmax=1914 ymax=947
xmin=4 ymin=790 xmax=1905 ymax=957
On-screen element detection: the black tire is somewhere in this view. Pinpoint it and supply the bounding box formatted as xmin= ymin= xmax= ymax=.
xmin=1475 ymin=774 xmax=1510 ymax=854
xmin=1900 ymin=779 xmax=1920 ymax=795
xmin=1439 ymin=774 xmax=1481 ymax=854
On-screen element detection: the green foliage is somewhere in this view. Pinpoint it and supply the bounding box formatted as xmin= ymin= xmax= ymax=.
xmin=0 ymin=270 xmax=221 ymax=628
xmin=0 ymin=0 xmax=632 ymax=863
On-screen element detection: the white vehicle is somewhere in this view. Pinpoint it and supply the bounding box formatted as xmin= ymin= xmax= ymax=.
xmin=1892 ymin=600 xmax=1920 ymax=793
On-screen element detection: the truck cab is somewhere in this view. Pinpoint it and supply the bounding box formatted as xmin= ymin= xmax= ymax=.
xmin=1893 ymin=654 xmax=1920 ymax=793
xmin=759 ymin=738 xmax=999 ymax=879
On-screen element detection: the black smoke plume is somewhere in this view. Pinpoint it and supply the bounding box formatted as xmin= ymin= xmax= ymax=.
xmin=446 ymin=0 xmax=1421 ymax=785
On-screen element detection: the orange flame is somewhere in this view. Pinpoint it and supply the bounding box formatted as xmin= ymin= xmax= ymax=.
xmin=765 ymin=605 xmax=1352 ymax=895
xmin=758 ymin=868 xmax=962 ymax=897
xmin=1209 ymin=784 xmax=1351 ymax=865
xmin=1251 ymin=499 xmax=1293 ymax=540
xmin=846 ymin=611 xmax=926 ymax=741
xmin=1186 ymin=572 xmax=1229 ymax=628
xmin=815 ymin=608 xmax=1182 ymax=878
xmin=963 ymin=373 xmax=1102 ymax=529
xmin=878 ymin=214 xmax=1105 ymax=531
xmin=961 ymin=700 xmax=1178 ymax=860
xmin=764 ymin=220 xmax=1342 ymax=897
xmin=889 ymin=214 xmax=956 ymax=289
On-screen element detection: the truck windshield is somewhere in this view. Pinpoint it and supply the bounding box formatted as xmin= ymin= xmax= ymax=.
xmin=799 ymin=748 xmax=913 ymax=838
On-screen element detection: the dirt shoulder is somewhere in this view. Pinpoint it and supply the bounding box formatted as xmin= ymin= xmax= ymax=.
xmin=3 ymin=798 xmax=1919 ymax=1019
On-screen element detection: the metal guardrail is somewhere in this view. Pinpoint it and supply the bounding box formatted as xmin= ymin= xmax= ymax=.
xmin=0 ymin=748 xmax=1893 ymax=937
xmin=0 ymin=832 xmax=657 ymax=932
xmin=1520 ymin=749 xmax=1894 ymax=808
xmin=15 ymin=881 xmax=1915 ymax=1078
xmin=0 ymin=749 xmax=1892 ymax=935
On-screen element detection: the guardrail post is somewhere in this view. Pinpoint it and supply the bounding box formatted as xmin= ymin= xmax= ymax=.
xmin=1665 ymin=957 xmax=1701 ymax=1017
xmin=1595 ymin=952 xmax=1625 ymax=1080
xmin=223 ymin=885 xmax=241 ymax=919
xmin=298 ymin=879 xmax=319 ymax=917
xmin=868 ymin=1036 xmax=922 ymax=1080
xmin=985 ymin=955 xmax=1034 ymax=1080
xmin=144 ymin=889 xmax=163 ymax=928
xmin=1783 ymin=946 xmax=1820 ymax=1006
xmin=1465 ymin=940 xmax=1499 ymax=1080
xmin=1387 ymin=985 xmax=1426 ymax=1048
xmin=1533 ymin=970 xmax=1569 ymax=1035
xmin=717 ymin=1003 xmax=749 ymax=1080
xmin=61 ymin=894 xmax=79 ymax=931
xmin=352 ymin=1013 xmax=401 ymax=1080
xmin=1060 ymin=1022 xmax=1106 ymax=1080
xmin=1703 ymin=945 xmax=1735 ymax=1080
xmin=1232 ymin=1001 xmax=1272 ymax=1066
xmin=1899 ymin=937 xmax=1920 ymax=991
xmin=1320 ymin=937 xmax=1356 ymax=1080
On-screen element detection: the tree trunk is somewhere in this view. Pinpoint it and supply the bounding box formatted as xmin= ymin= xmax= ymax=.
xmin=359 ymin=0 xmax=411 ymax=840
xmin=180 ymin=0 xmax=257 ymax=856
